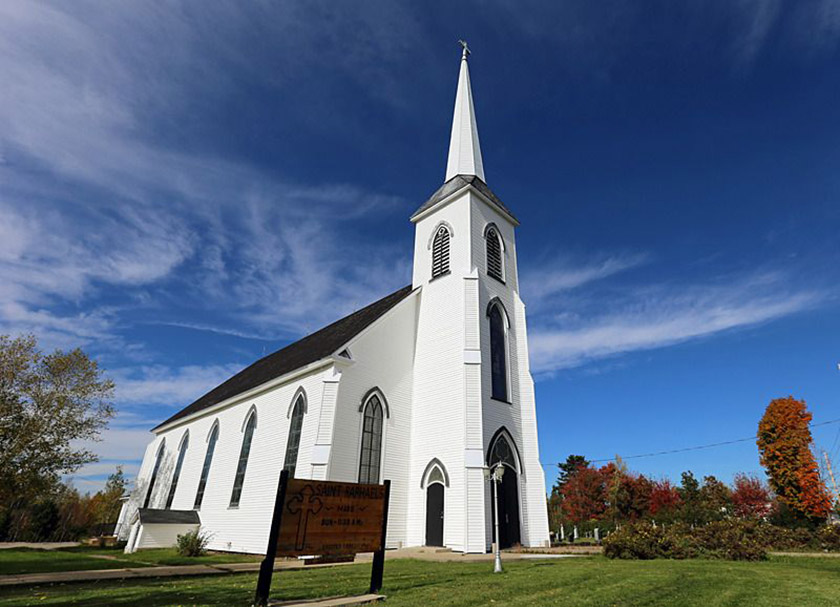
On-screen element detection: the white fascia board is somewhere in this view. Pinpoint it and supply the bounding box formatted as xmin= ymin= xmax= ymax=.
xmin=332 ymin=287 xmax=421 ymax=355
xmin=152 ymin=357 xmax=340 ymax=434
xmin=411 ymin=184 xmax=519 ymax=227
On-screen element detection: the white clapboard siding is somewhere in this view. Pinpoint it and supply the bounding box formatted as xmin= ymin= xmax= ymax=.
xmin=127 ymin=177 xmax=550 ymax=555
xmin=330 ymin=291 xmax=418 ymax=548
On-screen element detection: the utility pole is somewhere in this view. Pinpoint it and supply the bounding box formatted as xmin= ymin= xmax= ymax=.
xmin=823 ymin=450 xmax=838 ymax=501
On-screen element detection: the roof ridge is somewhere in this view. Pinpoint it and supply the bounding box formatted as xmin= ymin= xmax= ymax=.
xmin=153 ymin=284 xmax=414 ymax=430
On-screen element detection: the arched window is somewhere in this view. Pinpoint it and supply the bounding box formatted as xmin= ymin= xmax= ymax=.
xmin=358 ymin=395 xmax=384 ymax=484
xmin=488 ymin=302 xmax=508 ymax=401
xmin=284 ymin=395 xmax=305 ymax=478
xmin=489 ymin=433 xmax=517 ymax=470
xmin=427 ymin=466 xmax=445 ymax=486
xmin=230 ymin=409 xmax=257 ymax=508
xmin=431 ymin=225 xmax=451 ymax=278
xmin=165 ymin=432 xmax=189 ymax=509
xmin=485 ymin=227 xmax=504 ymax=282
xmin=194 ymin=422 xmax=219 ymax=509
xmin=143 ymin=441 xmax=166 ymax=509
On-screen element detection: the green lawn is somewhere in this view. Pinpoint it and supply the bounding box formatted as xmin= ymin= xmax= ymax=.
xmin=65 ymin=546 xmax=262 ymax=567
xmin=2 ymin=556 xmax=840 ymax=606
xmin=0 ymin=547 xmax=261 ymax=576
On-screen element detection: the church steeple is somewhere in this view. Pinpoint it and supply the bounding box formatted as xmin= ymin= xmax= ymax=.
xmin=445 ymin=41 xmax=485 ymax=183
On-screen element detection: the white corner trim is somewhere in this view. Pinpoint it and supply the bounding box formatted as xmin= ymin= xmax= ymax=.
xmin=463 ymin=349 xmax=481 ymax=364
xmin=311 ymin=444 xmax=331 ymax=465
xmin=464 ymin=449 xmax=485 ymax=468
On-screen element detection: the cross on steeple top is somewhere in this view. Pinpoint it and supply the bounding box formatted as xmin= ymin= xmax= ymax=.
xmin=458 ymin=39 xmax=470 ymax=59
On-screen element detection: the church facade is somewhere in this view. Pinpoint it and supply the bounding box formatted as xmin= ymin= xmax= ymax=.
xmin=119 ymin=48 xmax=550 ymax=554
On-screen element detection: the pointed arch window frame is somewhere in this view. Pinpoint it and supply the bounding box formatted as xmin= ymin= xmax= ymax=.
xmin=484 ymin=223 xmax=505 ymax=284
xmin=164 ymin=430 xmax=189 ymax=509
xmin=357 ymin=388 xmax=389 ymax=484
xmin=193 ymin=420 xmax=219 ymax=510
xmin=487 ymin=298 xmax=512 ymax=403
xmin=143 ymin=439 xmax=167 ymax=509
xmin=486 ymin=427 xmax=522 ymax=475
xmin=420 ymin=458 xmax=451 ymax=489
xmin=229 ymin=406 xmax=257 ymax=508
xmin=283 ymin=389 xmax=307 ymax=478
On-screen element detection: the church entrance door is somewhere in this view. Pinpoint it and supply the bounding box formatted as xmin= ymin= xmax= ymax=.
xmin=496 ymin=470 xmax=521 ymax=548
xmin=425 ymin=483 xmax=444 ymax=546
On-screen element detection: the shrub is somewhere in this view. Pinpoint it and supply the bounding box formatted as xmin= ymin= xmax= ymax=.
xmin=696 ymin=520 xmax=767 ymax=561
xmin=176 ymin=528 xmax=210 ymax=557
xmin=603 ymin=520 xmax=767 ymax=561
xmin=818 ymin=524 xmax=840 ymax=551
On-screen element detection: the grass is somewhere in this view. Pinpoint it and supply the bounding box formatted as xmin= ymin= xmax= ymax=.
xmin=1 ymin=556 xmax=840 ymax=606
xmin=0 ymin=546 xmax=261 ymax=576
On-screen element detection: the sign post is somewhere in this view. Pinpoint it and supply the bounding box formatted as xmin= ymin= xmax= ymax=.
xmin=254 ymin=473 xmax=390 ymax=607
xmin=368 ymin=479 xmax=390 ymax=594
xmin=254 ymin=469 xmax=289 ymax=607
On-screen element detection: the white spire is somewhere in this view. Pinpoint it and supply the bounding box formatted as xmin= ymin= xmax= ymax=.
xmin=445 ymin=41 xmax=485 ymax=183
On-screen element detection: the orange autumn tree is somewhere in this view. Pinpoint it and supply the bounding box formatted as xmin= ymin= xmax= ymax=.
xmin=757 ymin=396 xmax=832 ymax=519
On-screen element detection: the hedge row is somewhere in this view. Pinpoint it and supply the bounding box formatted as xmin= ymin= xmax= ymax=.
xmin=602 ymin=520 xmax=840 ymax=561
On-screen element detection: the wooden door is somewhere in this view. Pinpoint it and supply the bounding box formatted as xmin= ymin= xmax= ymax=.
xmin=425 ymin=483 xmax=444 ymax=546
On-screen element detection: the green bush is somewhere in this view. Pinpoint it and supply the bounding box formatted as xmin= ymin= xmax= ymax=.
xmin=176 ymin=527 xmax=210 ymax=557
xmin=603 ymin=520 xmax=767 ymax=561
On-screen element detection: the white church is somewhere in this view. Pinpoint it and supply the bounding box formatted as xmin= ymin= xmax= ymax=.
xmin=118 ymin=47 xmax=551 ymax=554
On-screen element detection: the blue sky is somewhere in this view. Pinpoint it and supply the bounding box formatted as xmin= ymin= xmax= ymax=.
xmin=1 ymin=1 xmax=839 ymax=493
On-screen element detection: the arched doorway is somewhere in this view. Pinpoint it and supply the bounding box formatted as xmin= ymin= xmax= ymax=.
xmin=426 ymin=483 xmax=444 ymax=546
xmin=488 ymin=430 xmax=521 ymax=549
xmin=423 ymin=460 xmax=448 ymax=547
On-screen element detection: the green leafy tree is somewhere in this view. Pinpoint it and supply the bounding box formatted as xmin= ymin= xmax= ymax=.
xmin=678 ymin=471 xmax=704 ymax=524
xmin=0 ymin=334 xmax=115 ymax=511
xmin=700 ymin=475 xmax=732 ymax=521
xmin=557 ymin=455 xmax=589 ymax=489
xmin=90 ymin=467 xmax=128 ymax=524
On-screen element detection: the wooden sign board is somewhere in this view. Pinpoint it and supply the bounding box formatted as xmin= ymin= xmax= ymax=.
xmin=275 ymin=479 xmax=387 ymax=556
xmin=254 ymin=471 xmax=391 ymax=607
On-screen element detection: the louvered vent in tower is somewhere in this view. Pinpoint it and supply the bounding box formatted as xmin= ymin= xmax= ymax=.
xmin=431 ymin=226 xmax=451 ymax=278
xmin=486 ymin=228 xmax=503 ymax=282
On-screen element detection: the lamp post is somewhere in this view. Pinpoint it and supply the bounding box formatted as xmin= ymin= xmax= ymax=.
xmin=484 ymin=462 xmax=505 ymax=573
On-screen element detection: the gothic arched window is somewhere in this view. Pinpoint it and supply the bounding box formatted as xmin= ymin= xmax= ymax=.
xmin=143 ymin=440 xmax=166 ymax=509
xmin=194 ymin=422 xmax=219 ymax=509
xmin=486 ymin=226 xmax=504 ymax=282
xmin=284 ymin=395 xmax=305 ymax=478
xmin=489 ymin=433 xmax=516 ymax=470
xmin=165 ymin=432 xmax=189 ymax=509
xmin=489 ymin=302 xmax=508 ymax=402
xmin=431 ymin=226 xmax=451 ymax=279
xmin=230 ymin=409 xmax=257 ymax=507
xmin=359 ymin=394 xmax=384 ymax=484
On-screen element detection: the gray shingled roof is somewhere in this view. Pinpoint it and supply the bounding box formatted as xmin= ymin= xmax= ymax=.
xmin=137 ymin=508 xmax=200 ymax=525
xmin=411 ymin=175 xmax=517 ymax=223
xmin=154 ymin=285 xmax=415 ymax=431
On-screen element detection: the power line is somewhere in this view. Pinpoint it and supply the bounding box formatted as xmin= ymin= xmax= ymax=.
xmin=574 ymin=417 xmax=840 ymax=465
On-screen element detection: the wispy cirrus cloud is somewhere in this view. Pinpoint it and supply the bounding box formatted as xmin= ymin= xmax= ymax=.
xmin=528 ymin=269 xmax=825 ymax=374
xmin=521 ymin=252 xmax=649 ymax=308
xmin=0 ymin=1 xmax=412 ymax=352
xmin=111 ymin=364 xmax=245 ymax=408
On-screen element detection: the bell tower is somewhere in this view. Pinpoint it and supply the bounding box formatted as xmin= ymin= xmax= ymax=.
xmin=407 ymin=44 xmax=549 ymax=552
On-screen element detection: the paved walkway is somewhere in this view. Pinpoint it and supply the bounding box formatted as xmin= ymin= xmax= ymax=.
xmin=0 ymin=547 xmax=588 ymax=587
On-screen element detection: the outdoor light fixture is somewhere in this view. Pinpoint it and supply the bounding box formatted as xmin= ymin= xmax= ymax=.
xmin=484 ymin=462 xmax=506 ymax=573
